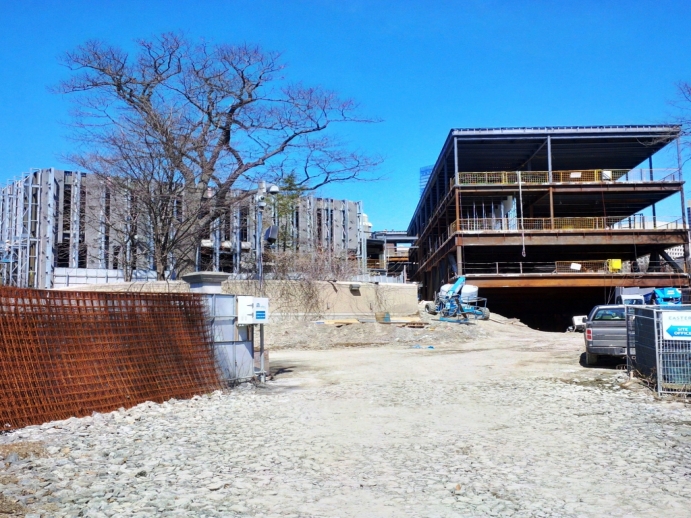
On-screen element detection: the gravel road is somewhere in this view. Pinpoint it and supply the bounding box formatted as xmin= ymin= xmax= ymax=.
xmin=2 ymin=318 xmax=691 ymax=517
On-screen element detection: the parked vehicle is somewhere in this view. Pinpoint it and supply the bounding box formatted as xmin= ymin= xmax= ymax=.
xmin=615 ymin=294 xmax=645 ymax=305
xmin=583 ymin=305 xmax=628 ymax=365
xmin=614 ymin=287 xmax=649 ymax=305
xmin=567 ymin=315 xmax=587 ymax=333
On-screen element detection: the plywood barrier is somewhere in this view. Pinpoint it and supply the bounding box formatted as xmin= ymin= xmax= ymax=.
xmin=0 ymin=287 xmax=221 ymax=430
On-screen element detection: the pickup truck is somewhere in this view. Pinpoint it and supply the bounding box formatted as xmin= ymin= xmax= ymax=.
xmin=583 ymin=305 xmax=629 ymax=365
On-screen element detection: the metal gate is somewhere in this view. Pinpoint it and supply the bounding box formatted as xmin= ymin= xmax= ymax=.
xmin=626 ymin=305 xmax=691 ymax=395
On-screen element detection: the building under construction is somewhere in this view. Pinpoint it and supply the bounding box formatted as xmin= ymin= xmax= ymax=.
xmin=408 ymin=126 xmax=690 ymax=330
xmin=366 ymin=230 xmax=416 ymax=279
xmin=0 ymin=169 xmax=368 ymax=289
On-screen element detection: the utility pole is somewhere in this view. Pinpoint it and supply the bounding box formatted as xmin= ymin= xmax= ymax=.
xmin=254 ymin=181 xmax=278 ymax=384
xmin=255 ymin=181 xmax=267 ymax=285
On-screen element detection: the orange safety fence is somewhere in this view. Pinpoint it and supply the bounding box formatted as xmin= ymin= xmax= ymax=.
xmin=0 ymin=287 xmax=222 ymax=430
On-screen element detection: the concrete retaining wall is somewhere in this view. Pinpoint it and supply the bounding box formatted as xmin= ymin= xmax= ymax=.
xmin=222 ymin=280 xmax=419 ymax=320
xmin=55 ymin=279 xmax=420 ymax=320
xmin=56 ymin=281 xmax=191 ymax=293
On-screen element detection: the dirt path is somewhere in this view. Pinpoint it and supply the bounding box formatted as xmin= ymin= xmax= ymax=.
xmin=2 ymin=318 xmax=690 ymax=517
xmin=260 ymin=318 xmax=691 ymax=517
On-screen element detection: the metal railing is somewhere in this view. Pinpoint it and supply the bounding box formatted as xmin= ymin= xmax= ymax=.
xmin=462 ymin=260 xmax=683 ymax=275
xmin=454 ymin=168 xmax=680 ymax=186
xmin=555 ymin=260 xmax=611 ymax=273
xmin=464 ymin=261 xmax=617 ymax=275
xmin=386 ymin=250 xmax=410 ymax=259
xmin=450 ymin=216 xmax=683 ymax=233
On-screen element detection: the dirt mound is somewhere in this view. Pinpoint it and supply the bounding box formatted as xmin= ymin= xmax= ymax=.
xmin=265 ymin=313 xmax=492 ymax=350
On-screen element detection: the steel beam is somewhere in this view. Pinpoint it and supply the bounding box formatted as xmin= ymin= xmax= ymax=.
xmin=453 ymin=183 xmax=682 ymax=194
xmin=448 ymin=134 xmax=679 ymax=141
xmin=455 ymin=231 xmax=685 ymax=247
xmin=466 ymin=274 xmax=689 ymax=288
xmin=659 ymin=249 xmax=684 ymax=273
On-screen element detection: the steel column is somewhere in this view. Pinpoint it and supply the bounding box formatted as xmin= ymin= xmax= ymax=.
xmin=649 ymin=156 xmax=657 ymax=228
xmin=70 ymin=172 xmax=81 ymax=269
xmin=547 ymin=136 xmax=553 ymax=183
xmin=213 ymin=217 xmax=221 ymax=272
xmin=676 ymin=137 xmax=691 ymax=273
xmin=44 ymin=168 xmax=56 ymax=288
xmin=454 ymin=137 xmax=462 ymax=276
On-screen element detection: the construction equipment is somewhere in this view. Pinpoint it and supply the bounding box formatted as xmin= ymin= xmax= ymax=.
xmin=425 ymin=276 xmax=490 ymax=322
xmin=606 ymin=258 xmax=622 ymax=272
xmin=645 ymin=287 xmax=682 ymax=306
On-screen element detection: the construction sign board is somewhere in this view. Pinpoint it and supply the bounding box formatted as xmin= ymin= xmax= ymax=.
xmin=661 ymin=311 xmax=691 ymax=340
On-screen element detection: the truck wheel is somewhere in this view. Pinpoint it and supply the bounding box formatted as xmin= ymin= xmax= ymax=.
xmin=425 ymin=302 xmax=437 ymax=315
xmin=480 ymin=307 xmax=490 ymax=320
xmin=585 ymin=352 xmax=598 ymax=366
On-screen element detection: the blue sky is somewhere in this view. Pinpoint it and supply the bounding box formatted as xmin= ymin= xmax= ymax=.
xmin=1 ymin=0 xmax=691 ymax=229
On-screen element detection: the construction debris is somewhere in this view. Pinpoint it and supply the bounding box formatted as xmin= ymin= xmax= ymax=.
xmin=313 ymin=319 xmax=361 ymax=326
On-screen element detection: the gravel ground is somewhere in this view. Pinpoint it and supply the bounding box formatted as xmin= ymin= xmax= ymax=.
xmin=2 ymin=317 xmax=691 ymax=517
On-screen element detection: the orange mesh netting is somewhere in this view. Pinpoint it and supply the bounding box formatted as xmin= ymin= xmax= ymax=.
xmin=0 ymin=287 xmax=222 ymax=430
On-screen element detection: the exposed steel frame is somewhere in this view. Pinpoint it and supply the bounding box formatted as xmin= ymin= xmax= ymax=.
xmin=408 ymin=126 xmax=691 ymax=298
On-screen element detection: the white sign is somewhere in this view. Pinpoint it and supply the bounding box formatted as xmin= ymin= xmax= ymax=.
xmin=661 ymin=311 xmax=691 ymax=340
xmin=237 ymin=296 xmax=270 ymax=325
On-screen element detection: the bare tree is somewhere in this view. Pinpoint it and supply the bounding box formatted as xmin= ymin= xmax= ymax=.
xmin=675 ymin=82 xmax=691 ymax=132
xmin=57 ymin=33 xmax=380 ymax=279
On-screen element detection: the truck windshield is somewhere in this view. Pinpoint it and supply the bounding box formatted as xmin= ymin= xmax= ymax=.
xmin=593 ymin=308 xmax=625 ymax=320
xmin=623 ymin=298 xmax=643 ymax=305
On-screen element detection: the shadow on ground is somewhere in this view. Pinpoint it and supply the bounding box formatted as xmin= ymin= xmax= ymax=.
xmin=579 ymin=352 xmax=628 ymax=370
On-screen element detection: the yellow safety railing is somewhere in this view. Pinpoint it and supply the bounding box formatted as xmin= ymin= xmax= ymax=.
xmin=386 ymin=250 xmax=410 ymax=259
xmin=451 ymin=169 xmax=681 ymax=186
xmin=449 ymin=215 xmax=683 ymax=233
xmin=554 ymin=261 xmax=609 ymax=273
xmin=459 ymin=260 xmax=685 ymax=275
xmin=457 ymin=170 xmax=629 ymax=185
